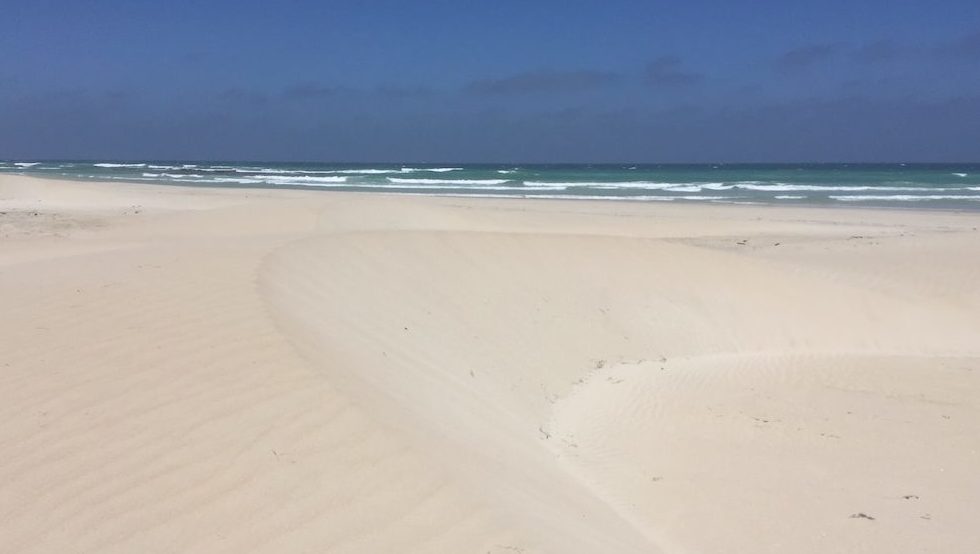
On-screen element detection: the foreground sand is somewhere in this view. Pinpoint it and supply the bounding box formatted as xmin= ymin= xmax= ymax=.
xmin=1 ymin=175 xmax=979 ymax=553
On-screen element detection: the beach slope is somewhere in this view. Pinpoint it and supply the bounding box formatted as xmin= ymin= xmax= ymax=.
xmin=1 ymin=175 xmax=978 ymax=553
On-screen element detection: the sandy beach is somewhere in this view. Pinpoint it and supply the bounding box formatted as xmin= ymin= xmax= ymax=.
xmin=1 ymin=174 xmax=979 ymax=553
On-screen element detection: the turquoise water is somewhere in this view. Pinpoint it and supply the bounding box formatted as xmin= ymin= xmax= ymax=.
xmin=4 ymin=161 xmax=980 ymax=209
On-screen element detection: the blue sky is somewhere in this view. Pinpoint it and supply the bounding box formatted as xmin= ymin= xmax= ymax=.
xmin=2 ymin=0 xmax=979 ymax=162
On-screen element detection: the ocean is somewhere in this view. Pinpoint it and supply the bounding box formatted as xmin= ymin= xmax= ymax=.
xmin=3 ymin=161 xmax=980 ymax=209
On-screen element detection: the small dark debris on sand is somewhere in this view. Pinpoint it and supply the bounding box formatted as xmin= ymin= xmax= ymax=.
xmin=849 ymin=513 xmax=875 ymax=520
xmin=903 ymin=494 xmax=919 ymax=500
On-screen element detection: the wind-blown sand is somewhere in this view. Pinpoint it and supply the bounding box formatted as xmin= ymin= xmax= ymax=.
xmin=1 ymin=174 xmax=979 ymax=553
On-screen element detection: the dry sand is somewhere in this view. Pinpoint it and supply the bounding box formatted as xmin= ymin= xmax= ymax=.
xmin=1 ymin=174 xmax=979 ymax=553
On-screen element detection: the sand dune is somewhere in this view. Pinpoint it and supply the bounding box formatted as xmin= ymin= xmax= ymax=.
xmin=2 ymin=175 xmax=979 ymax=553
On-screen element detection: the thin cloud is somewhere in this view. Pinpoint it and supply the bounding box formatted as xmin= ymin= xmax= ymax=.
xmin=464 ymin=70 xmax=620 ymax=94
xmin=644 ymin=56 xmax=703 ymax=86
xmin=375 ymin=85 xmax=433 ymax=99
xmin=775 ymin=44 xmax=839 ymax=72
xmin=847 ymin=32 xmax=980 ymax=64
xmin=853 ymin=40 xmax=902 ymax=63
xmin=936 ymin=30 xmax=980 ymax=60
xmin=179 ymin=51 xmax=209 ymax=63
xmin=283 ymin=82 xmax=345 ymax=99
xmin=217 ymin=88 xmax=269 ymax=105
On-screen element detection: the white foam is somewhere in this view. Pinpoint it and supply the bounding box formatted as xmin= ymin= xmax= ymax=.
xmin=522 ymin=181 xmax=596 ymax=188
xmin=830 ymin=195 xmax=980 ymax=201
xmin=14 ymin=162 xmax=40 ymax=167
xmin=523 ymin=181 xmax=746 ymax=192
xmin=774 ymin=195 xmax=807 ymax=199
xmin=388 ymin=178 xmax=511 ymax=185
xmin=671 ymin=196 xmax=732 ymax=201
xmin=254 ymin=169 xmax=341 ymax=175
xmin=180 ymin=175 xmax=349 ymax=185
xmin=524 ymin=181 xmax=776 ymax=192
xmin=93 ymin=163 xmax=146 ymax=168
xmin=400 ymin=167 xmax=464 ymax=173
xmin=736 ymin=183 xmax=956 ymax=192
xmin=507 ymin=194 xmax=727 ymax=201
xmin=257 ymin=176 xmax=349 ymax=184
xmin=133 ymin=174 xmax=555 ymax=190
xmin=197 ymin=167 xmax=391 ymax=175
xmin=143 ymin=172 xmax=209 ymax=179
xmin=303 ymin=168 xmax=463 ymax=174
xmin=257 ymin=182 xmax=565 ymax=191
xmin=953 ymin=173 xmax=968 ymax=177
xmin=429 ymin=194 xmax=734 ymax=202
xmin=328 ymin=169 xmax=401 ymax=174
xmin=523 ymin=181 xmax=691 ymax=190
xmin=203 ymin=177 xmax=259 ymax=184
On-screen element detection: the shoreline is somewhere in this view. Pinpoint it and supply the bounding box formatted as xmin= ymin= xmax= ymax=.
xmin=2 ymin=174 xmax=979 ymax=553
xmin=5 ymin=159 xmax=979 ymax=212
xmin=10 ymin=172 xmax=980 ymax=216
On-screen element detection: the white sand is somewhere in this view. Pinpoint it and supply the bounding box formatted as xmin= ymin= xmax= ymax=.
xmin=1 ymin=175 xmax=979 ymax=553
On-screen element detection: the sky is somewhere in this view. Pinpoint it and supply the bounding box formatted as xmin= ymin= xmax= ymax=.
xmin=1 ymin=0 xmax=979 ymax=162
